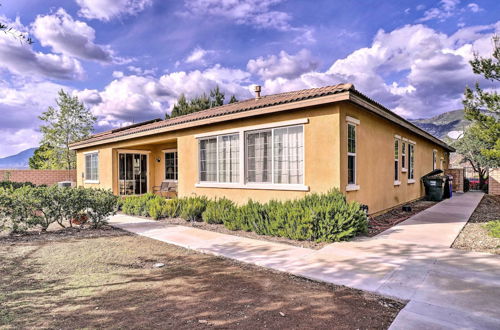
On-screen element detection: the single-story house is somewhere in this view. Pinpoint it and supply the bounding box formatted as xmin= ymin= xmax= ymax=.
xmin=70 ymin=84 xmax=454 ymax=215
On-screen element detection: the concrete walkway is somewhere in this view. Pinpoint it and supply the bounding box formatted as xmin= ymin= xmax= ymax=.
xmin=110 ymin=192 xmax=500 ymax=329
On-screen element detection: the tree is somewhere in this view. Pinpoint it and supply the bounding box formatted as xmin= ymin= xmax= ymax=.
xmin=229 ymin=95 xmax=239 ymax=103
xmin=29 ymin=144 xmax=58 ymax=169
xmin=167 ymin=85 xmax=232 ymax=119
xmin=453 ymin=124 xmax=496 ymax=189
xmin=463 ymin=35 xmax=500 ymax=165
xmin=38 ymin=90 xmax=96 ymax=170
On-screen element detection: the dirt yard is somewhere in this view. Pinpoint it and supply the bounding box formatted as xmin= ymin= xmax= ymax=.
xmin=0 ymin=228 xmax=404 ymax=329
xmin=453 ymin=195 xmax=500 ymax=254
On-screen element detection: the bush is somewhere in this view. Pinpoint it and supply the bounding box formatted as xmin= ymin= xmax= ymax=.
xmin=485 ymin=220 xmax=500 ymax=238
xmin=0 ymin=181 xmax=36 ymax=189
xmin=202 ymin=197 xmax=237 ymax=224
xmin=0 ymin=186 xmax=118 ymax=233
xmin=122 ymin=193 xmax=158 ymax=217
xmin=164 ymin=198 xmax=182 ymax=218
xmin=222 ymin=190 xmax=367 ymax=242
xmin=179 ymin=196 xmax=208 ymax=221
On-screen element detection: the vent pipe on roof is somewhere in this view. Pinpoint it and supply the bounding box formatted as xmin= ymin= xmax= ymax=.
xmin=254 ymin=85 xmax=261 ymax=100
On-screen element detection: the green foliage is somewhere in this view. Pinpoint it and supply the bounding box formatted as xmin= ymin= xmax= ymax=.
xmin=0 ymin=181 xmax=36 ymax=189
xmin=229 ymin=95 xmax=239 ymax=104
xmin=122 ymin=193 xmax=158 ymax=217
xmin=163 ymin=198 xmax=182 ymax=218
xmin=38 ymin=90 xmax=96 ymax=170
xmin=462 ymin=35 xmax=500 ymax=165
xmin=85 ymin=189 xmax=119 ymax=228
xmin=485 ymin=220 xmax=500 ymax=238
xmin=29 ymin=144 xmax=58 ymax=169
xmin=147 ymin=197 xmax=166 ymax=220
xmin=202 ymin=198 xmax=237 ymax=224
xmin=0 ymin=186 xmax=117 ymax=233
xmin=180 ymin=196 xmax=208 ymax=221
xmin=219 ymin=190 xmax=367 ymax=242
xmin=168 ymin=85 xmax=229 ymax=119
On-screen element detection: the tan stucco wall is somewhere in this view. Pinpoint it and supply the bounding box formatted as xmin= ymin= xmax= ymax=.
xmin=75 ymin=100 xmax=450 ymax=214
xmin=76 ymin=104 xmax=341 ymax=204
xmin=339 ymin=102 xmax=449 ymax=214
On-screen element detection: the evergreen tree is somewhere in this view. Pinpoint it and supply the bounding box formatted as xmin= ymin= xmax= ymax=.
xmin=29 ymin=144 xmax=57 ymax=169
xmin=38 ymin=90 xmax=96 ymax=170
xmin=229 ymin=95 xmax=238 ymax=103
xmin=210 ymin=85 xmax=225 ymax=107
xmin=167 ymin=85 xmax=233 ymax=119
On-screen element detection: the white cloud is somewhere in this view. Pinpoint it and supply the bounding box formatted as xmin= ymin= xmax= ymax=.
xmin=79 ymin=65 xmax=252 ymax=127
xmin=467 ymin=3 xmax=482 ymax=13
xmin=418 ymin=0 xmax=460 ymax=22
xmin=247 ymin=49 xmax=319 ymax=80
xmin=185 ymin=47 xmax=217 ymax=65
xmin=0 ymin=79 xmax=68 ymax=157
xmin=76 ymin=0 xmax=152 ymax=21
xmin=0 ymin=16 xmax=84 ymax=80
xmin=184 ymin=0 xmax=292 ymax=31
xmin=32 ymin=8 xmax=115 ymax=62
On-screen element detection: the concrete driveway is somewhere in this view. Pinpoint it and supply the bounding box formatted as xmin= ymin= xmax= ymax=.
xmin=110 ymin=192 xmax=500 ymax=329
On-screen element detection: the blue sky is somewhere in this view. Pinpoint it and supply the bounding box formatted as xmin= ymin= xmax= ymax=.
xmin=0 ymin=0 xmax=499 ymax=157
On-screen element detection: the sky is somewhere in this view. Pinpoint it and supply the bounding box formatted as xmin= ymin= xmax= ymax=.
xmin=0 ymin=0 xmax=499 ymax=157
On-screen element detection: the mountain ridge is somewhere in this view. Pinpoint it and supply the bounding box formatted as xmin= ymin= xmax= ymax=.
xmin=0 ymin=148 xmax=36 ymax=169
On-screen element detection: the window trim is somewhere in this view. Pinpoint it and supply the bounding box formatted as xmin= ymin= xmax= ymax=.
xmin=162 ymin=149 xmax=178 ymax=182
xmin=433 ymin=149 xmax=437 ymax=170
xmin=401 ymin=140 xmax=407 ymax=172
xmin=408 ymin=143 xmax=415 ymax=182
xmin=346 ymin=118 xmax=359 ymax=191
xmin=197 ymin=122 xmax=308 ymax=191
xmin=394 ymin=138 xmax=400 ymax=182
xmin=84 ymin=151 xmax=99 ymax=184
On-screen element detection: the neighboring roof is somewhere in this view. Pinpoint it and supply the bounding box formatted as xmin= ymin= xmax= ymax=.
xmin=70 ymin=83 xmax=454 ymax=152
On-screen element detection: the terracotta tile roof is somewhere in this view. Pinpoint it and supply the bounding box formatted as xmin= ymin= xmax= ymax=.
xmin=70 ymin=83 xmax=354 ymax=147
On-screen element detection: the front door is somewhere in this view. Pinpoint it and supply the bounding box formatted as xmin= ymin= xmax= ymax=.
xmin=119 ymin=153 xmax=148 ymax=195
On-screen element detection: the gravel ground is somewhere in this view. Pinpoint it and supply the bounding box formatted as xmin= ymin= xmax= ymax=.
xmin=452 ymin=195 xmax=500 ymax=254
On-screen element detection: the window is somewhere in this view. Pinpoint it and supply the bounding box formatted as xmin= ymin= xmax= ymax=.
xmin=164 ymin=151 xmax=178 ymax=181
xmin=246 ymin=126 xmax=304 ymax=184
xmin=408 ymin=144 xmax=415 ymax=181
xmin=433 ymin=150 xmax=437 ymax=170
xmin=347 ymin=123 xmax=356 ymax=185
xmin=85 ymin=152 xmax=98 ymax=182
xmin=394 ymin=139 xmax=399 ymax=182
xmin=401 ymin=141 xmax=407 ymax=171
xmin=199 ymin=134 xmax=239 ymax=183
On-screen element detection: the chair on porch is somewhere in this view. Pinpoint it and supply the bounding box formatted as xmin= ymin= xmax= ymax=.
xmin=153 ymin=181 xmax=178 ymax=198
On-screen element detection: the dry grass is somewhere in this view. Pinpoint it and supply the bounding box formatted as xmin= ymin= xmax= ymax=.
xmin=0 ymin=229 xmax=403 ymax=329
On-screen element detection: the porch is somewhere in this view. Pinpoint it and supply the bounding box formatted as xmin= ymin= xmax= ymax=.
xmin=114 ymin=138 xmax=178 ymax=197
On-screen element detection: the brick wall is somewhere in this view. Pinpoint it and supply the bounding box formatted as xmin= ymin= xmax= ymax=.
xmin=445 ymin=168 xmax=464 ymax=193
xmin=489 ymin=168 xmax=500 ymax=195
xmin=0 ymin=169 xmax=76 ymax=186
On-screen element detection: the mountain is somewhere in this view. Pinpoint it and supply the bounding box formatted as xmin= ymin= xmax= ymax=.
xmin=409 ymin=109 xmax=470 ymax=140
xmin=0 ymin=148 xmax=36 ymax=169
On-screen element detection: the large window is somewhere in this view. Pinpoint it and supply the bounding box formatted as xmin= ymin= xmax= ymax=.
xmin=347 ymin=123 xmax=356 ymax=185
xmin=119 ymin=153 xmax=147 ymax=195
xmin=246 ymin=126 xmax=304 ymax=184
xmin=164 ymin=151 xmax=178 ymax=181
xmin=198 ymin=124 xmax=304 ymax=187
xmin=408 ymin=144 xmax=415 ymax=180
xmin=200 ymin=134 xmax=239 ymax=183
xmin=394 ymin=139 xmax=399 ymax=182
xmin=85 ymin=152 xmax=99 ymax=182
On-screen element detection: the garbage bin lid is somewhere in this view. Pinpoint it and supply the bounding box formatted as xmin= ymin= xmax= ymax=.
xmin=422 ymin=169 xmax=443 ymax=178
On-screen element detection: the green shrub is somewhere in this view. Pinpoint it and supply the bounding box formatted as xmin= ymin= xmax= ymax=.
xmin=122 ymin=193 xmax=158 ymax=216
xmin=202 ymin=198 xmax=237 ymax=224
xmin=485 ymin=220 xmax=500 ymax=238
xmin=164 ymin=198 xmax=182 ymax=218
xmin=179 ymin=196 xmax=208 ymax=221
xmin=228 ymin=200 xmax=267 ymax=232
xmin=147 ymin=196 xmax=168 ymax=220
xmin=85 ymin=188 xmax=119 ymax=228
xmin=0 ymin=181 xmax=36 ymax=189
xmin=0 ymin=186 xmax=39 ymax=234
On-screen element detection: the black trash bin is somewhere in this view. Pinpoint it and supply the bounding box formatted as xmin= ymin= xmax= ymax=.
xmin=422 ymin=169 xmax=445 ymax=201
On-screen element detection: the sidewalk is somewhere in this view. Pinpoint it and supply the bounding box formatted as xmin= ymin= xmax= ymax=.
xmin=110 ymin=192 xmax=500 ymax=329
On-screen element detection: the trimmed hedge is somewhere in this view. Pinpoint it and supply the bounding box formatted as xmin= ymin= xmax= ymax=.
xmin=0 ymin=186 xmax=118 ymax=234
xmin=0 ymin=180 xmax=37 ymax=189
xmin=121 ymin=189 xmax=368 ymax=242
